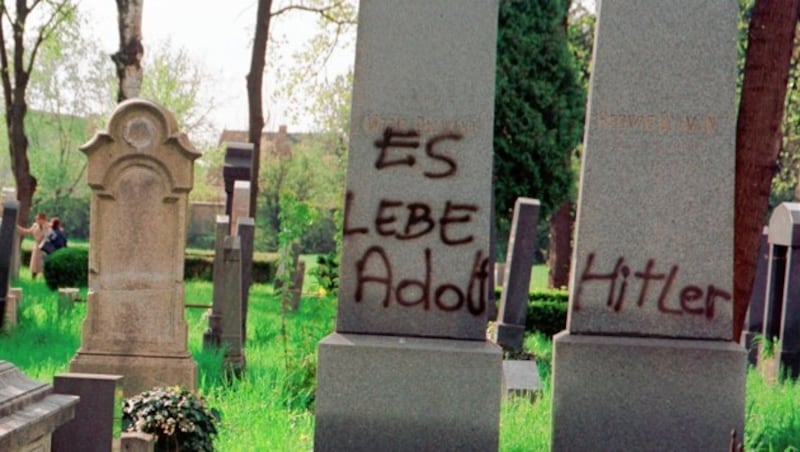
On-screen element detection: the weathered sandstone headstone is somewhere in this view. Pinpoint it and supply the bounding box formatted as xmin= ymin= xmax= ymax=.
xmin=762 ymin=202 xmax=800 ymax=378
xmin=551 ymin=2 xmax=746 ymax=450
xmin=314 ymin=1 xmax=502 ymax=449
xmin=69 ymin=98 xmax=199 ymax=396
xmin=236 ymin=217 xmax=254 ymax=343
xmin=494 ymin=197 xmax=539 ymax=351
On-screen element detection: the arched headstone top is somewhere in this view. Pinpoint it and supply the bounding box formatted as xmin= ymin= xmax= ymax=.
xmin=80 ymin=98 xmax=201 ymax=193
xmin=768 ymin=202 xmax=800 ymax=247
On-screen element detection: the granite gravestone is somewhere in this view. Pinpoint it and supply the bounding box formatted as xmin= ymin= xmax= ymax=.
xmin=550 ymin=2 xmax=746 ymax=450
xmin=69 ymin=99 xmax=199 ymax=396
xmin=494 ymin=197 xmax=540 ymax=351
xmin=204 ymin=215 xmax=229 ymax=349
xmin=0 ymin=200 xmax=18 ymax=330
xmin=763 ymin=202 xmax=800 ymax=378
xmin=52 ymin=373 xmax=123 ymax=452
xmin=314 ymin=0 xmax=501 ymax=451
xmin=743 ymin=226 xmax=770 ymax=365
xmin=220 ymin=235 xmax=245 ymax=375
xmin=223 ymin=142 xmax=253 ymax=218
xmin=314 ymin=1 xmax=502 ymax=449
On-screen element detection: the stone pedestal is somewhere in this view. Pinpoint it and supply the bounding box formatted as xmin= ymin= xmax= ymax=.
xmin=69 ymin=353 xmax=195 ymax=397
xmin=551 ymin=332 xmax=746 ymax=451
xmin=315 ymin=333 xmax=502 ymax=451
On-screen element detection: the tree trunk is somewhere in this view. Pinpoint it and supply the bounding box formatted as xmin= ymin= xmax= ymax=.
xmin=246 ymin=0 xmax=273 ymax=218
xmin=547 ymin=200 xmax=573 ymax=289
xmin=113 ymin=0 xmax=144 ymax=102
xmin=734 ymin=0 xmax=799 ymax=341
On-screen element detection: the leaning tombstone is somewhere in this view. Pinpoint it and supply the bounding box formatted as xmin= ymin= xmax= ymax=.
xmin=550 ymin=2 xmax=746 ymax=450
xmin=223 ymin=142 xmax=253 ymax=218
xmin=493 ymin=197 xmax=540 ymax=351
xmin=69 ymin=98 xmax=199 ymax=396
xmin=0 ymin=199 xmax=18 ymax=330
xmin=0 ymin=361 xmax=79 ymax=451
xmin=762 ymin=202 xmax=800 ymax=379
xmin=314 ymin=1 xmax=502 ymax=449
xmin=742 ymin=225 xmax=769 ymax=366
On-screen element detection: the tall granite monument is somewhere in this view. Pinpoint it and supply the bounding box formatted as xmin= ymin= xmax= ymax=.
xmin=550 ymin=1 xmax=747 ymax=450
xmin=314 ymin=1 xmax=502 ymax=449
xmin=70 ymin=99 xmax=200 ymax=396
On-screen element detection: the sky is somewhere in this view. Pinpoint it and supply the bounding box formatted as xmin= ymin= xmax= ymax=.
xmin=79 ymin=0 xmax=595 ymax=139
xmin=80 ymin=0 xmax=353 ymax=136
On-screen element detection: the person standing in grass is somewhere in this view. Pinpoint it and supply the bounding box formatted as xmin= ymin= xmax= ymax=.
xmin=17 ymin=212 xmax=48 ymax=279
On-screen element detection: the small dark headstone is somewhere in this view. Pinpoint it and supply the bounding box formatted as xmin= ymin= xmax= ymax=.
xmin=52 ymin=373 xmax=124 ymax=452
xmin=0 ymin=200 xmax=19 ymax=330
xmin=223 ymin=142 xmax=253 ymax=218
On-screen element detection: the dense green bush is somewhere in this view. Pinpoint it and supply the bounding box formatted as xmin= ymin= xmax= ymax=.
xmin=122 ymin=386 xmax=220 ymax=452
xmin=494 ymin=288 xmax=569 ymax=338
xmin=43 ymin=247 xmax=89 ymax=291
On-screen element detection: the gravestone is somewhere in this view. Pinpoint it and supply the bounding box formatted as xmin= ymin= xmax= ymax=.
xmin=284 ymin=261 xmax=305 ymax=312
xmin=203 ymin=215 xmax=229 ymax=349
xmin=0 ymin=200 xmax=18 ymax=330
xmin=762 ymin=202 xmax=800 ymax=378
xmin=3 ymin=289 xmax=19 ymax=331
xmin=223 ymin=142 xmax=253 ymax=218
xmin=230 ymin=180 xmax=250 ymax=235
xmin=121 ymin=432 xmax=156 ymax=452
xmin=237 ymin=217 xmax=254 ymax=343
xmin=58 ymin=287 xmax=80 ymax=314
xmin=0 ymin=361 xmax=78 ymax=450
xmin=493 ymin=197 xmax=540 ymax=351
xmin=52 ymin=373 xmax=123 ymax=452
xmin=743 ymin=226 xmax=770 ymax=365
xmin=550 ymin=2 xmax=746 ymax=450
xmin=1 ymin=189 xmax=20 ymax=280
xmin=220 ymin=235 xmax=245 ymax=375
xmin=69 ymin=98 xmax=199 ymax=396
xmin=314 ymin=1 xmax=502 ymax=449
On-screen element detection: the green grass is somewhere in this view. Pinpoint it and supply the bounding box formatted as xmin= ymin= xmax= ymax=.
xmin=2 ymin=268 xmax=799 ymax=450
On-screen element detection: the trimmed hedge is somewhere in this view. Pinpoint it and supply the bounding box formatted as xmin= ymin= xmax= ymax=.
xmin=26 ymin=246 xmax=278 ymax=285
xmin=43 ymin=247 xmax=89 ymax=290
xmin=495 ymin=288 xmax=569 ymax=338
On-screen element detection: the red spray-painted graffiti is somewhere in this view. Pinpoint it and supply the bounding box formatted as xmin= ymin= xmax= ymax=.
xmin=344 ymin=126 xmax=490 ymax=316
xmin=573 ymin=252 xmax=731 ymax=320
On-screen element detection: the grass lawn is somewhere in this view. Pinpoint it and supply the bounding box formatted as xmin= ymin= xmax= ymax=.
xmin=1 ymin=266 xmax=799 ymax=450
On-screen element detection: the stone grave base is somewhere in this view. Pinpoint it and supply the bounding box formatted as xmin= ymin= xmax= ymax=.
xmin=502 ymin=359 xmax=541 ymax=400
xmin=69 ymin=352 xmax=196 ymax=396
xmin=314 ymin=333 xmax=502 ymax=451
xmin=551 ymin=331 xmax=746 ymax=451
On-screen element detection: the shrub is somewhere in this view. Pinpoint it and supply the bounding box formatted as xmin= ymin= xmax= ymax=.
xmin=43 ymin=247 xmax=89 ymax=291
xmin=122 ymin=386 xmax=220 ymax=452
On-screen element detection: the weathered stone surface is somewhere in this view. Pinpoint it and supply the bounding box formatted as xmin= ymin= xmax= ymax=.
xmin=121 ymin=432 xmax=156 ymax=452
xmin=230 ymin=180 xmax=251 ymax=235
xmin=315 ymin=333 xmax=502 ymax=451
xmin=551 ymin=332 xmax=746 ymax=451
xmin=57 ymin=288 xmax=79 ymax=315
xmin=763 ymin=202 xmax=800 ymax=378
xmin=204 ymin=215 xmax=229 ymax=350
xmin=220 ymin=236 xmax=245 ymax=374
xmin=0 ymin=361 xmax=78 ymax=451
xmin=0 ymin=200 xmax=18 ymax=330
xmin=336 ymin=0 xmax=499 ymax=340
xmin=501 ymin=360 xmax=541 ymax=400
xmin=70 ymin=98 xmax=199 ymax=396
xmin=567 ymin=0 xmax=738 ymax=340
xmin=222 ymin=142 xmax=253 ymax=218
xmin=52 ymin=373 xmax=123 ymax=452
xmin=237 ymin=217 xmax=254 ymax=344
xmin=494 ymin=198 xmax=539 ymax=351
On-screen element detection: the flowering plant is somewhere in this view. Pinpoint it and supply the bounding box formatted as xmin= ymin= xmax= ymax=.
xmin=122 ymin=386 xmax=220 ymax=452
